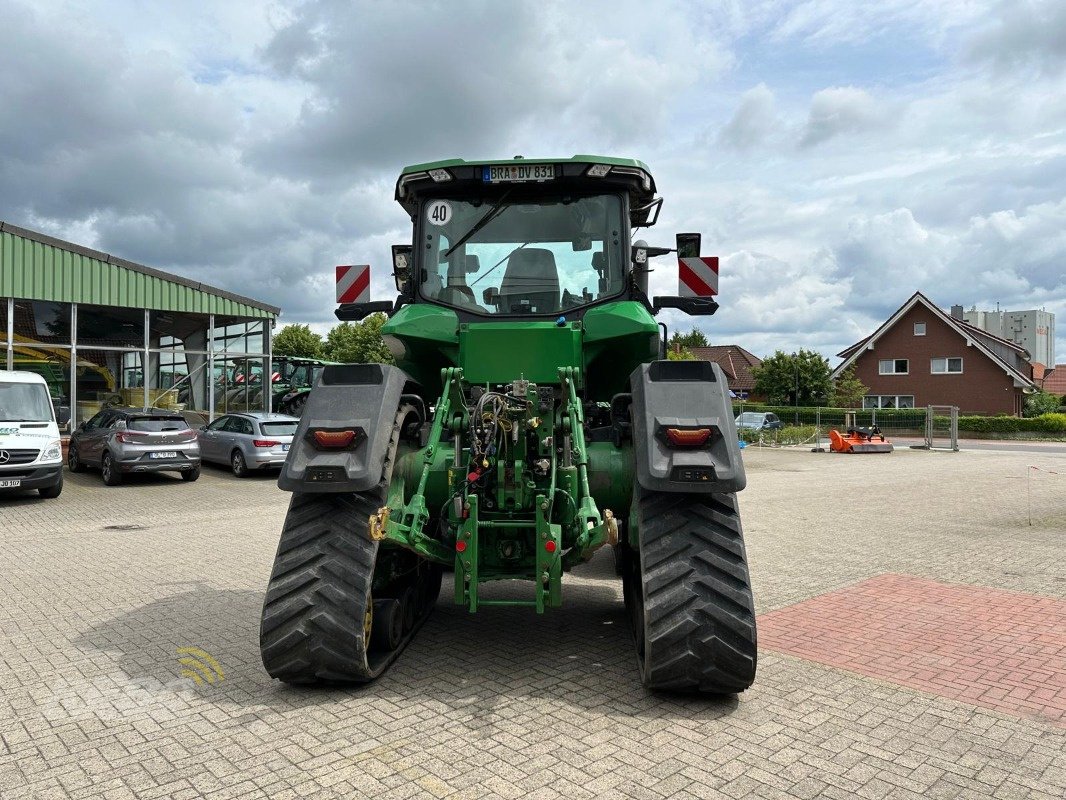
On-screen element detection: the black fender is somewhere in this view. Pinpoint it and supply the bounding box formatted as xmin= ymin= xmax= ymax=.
xmin=629 ymin=360 xmax=745 ymax=494
xmin=278 ymin=363 xmax=418 ymax=493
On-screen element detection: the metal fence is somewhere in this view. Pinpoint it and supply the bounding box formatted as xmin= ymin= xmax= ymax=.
xmin=733 ymin=403 xmax=959 ymax=450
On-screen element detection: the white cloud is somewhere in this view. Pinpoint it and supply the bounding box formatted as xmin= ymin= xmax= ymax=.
xmin=799 ymin=86 xmax=893 ymax=148
xmin=966 ymin=0 xmax=1066 ymax=75
xmin=717 ymin=84 xmax=777 ymax=150
xmin=0 ymin=0 xmax=1064 ymax=364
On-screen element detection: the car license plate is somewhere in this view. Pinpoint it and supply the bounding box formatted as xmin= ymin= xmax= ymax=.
xmin=282 ymin=444 xmax=289 ymax=451
xmin=482 ymin=164 xmax=555 ymax=183
xmin=0 ymin=479 xmax=21 ymax=488
xmin=151 ymin=451 xmax=178 ymax=459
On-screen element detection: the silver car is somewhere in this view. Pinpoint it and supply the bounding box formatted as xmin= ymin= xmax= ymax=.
xmin=197 ymin=412 xmax=299 ymax=477
xmin=68 ymin=407 xmax=201 ymax=485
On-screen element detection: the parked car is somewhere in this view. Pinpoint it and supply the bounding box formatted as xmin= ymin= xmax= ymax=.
xmin=197 ymin=412 xmax=299 ymax=477
xmin=68 ymin=407 xmax=201 ymax=485
xmin=0 ymin=371 xmax=64 ymax=498
xmin=735 ymin=411 xmax=784 ymax=431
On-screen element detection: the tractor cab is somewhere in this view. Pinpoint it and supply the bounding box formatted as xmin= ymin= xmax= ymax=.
xmin=394 ymin=158 xmax=659 ymax=319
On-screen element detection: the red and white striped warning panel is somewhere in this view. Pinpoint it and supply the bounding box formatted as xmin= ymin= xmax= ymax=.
xmin=336 ymin=265 xmax=371 ymax=304
xmin=678 ymin=256 xmax=719 ymax=297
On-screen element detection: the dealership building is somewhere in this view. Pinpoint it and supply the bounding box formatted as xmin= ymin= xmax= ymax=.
xmin=1 ymin=222 xmax=279 ymax=431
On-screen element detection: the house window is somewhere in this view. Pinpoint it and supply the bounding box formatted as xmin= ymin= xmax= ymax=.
xmin=914 ymin=322 xmax=926 ymax=336
xmin=931 ymin=357 xmax=963 ymax=374
xmin=878 ymin=359 xmax=909 ymax=375
xmin=863 ymin=395 xmax=916 ymax=409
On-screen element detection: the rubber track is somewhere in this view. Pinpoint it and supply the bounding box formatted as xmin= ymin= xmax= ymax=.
xmin=259 ymin=406 xmax=421 ymax=684
xmin=636 ymin=490 xmax=757 ymax=693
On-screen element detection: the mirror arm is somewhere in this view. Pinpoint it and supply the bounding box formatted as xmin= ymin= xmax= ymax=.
xmin=335 ymin=299 xmax=398 ymax=321
xmin=652 ymin=296 xmax=719 ymax=316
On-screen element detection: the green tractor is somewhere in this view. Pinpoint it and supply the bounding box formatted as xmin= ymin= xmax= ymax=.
xmin=260 ymin=156 xmax=756 ymax=693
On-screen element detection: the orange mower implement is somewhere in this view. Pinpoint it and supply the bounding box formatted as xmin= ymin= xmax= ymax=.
xmin=829 ymin=426 xmax=894 ymax=454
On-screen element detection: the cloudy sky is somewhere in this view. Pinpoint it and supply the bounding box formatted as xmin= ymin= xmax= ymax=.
xmin=2 ymin=0 xmax=1065 ymax=363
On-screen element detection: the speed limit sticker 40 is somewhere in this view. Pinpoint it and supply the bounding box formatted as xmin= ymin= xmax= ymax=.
xmin=426 ymin=201 xmax=452 ymax=226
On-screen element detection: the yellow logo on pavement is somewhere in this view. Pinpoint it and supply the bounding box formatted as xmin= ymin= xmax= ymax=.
xmin=176 ymin=647 xmax=225 ymax=685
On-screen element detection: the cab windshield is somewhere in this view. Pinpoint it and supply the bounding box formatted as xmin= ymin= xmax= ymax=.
xmin=420 ymin=194 xmax=625 ymax=315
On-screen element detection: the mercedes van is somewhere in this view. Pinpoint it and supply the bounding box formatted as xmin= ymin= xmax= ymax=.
xmin=0 ymin=371 xmax=64 ymax=498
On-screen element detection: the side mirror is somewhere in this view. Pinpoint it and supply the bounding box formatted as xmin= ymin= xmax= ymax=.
xmin=392 ymin=245 xmax=413 ymax=294
xmin=482 ymin=287 xmax=500 ymax=307
xmin=55 ymin=405 xmax=71 ymax=427
xmin=676 ymin=232 xmax=702 ymax=258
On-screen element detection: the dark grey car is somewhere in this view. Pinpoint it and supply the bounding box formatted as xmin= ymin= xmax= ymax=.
xmin=68 ymin=407 xmax=201 ymax=485
xmin=197 ymin=412 xmax=298 ymax=477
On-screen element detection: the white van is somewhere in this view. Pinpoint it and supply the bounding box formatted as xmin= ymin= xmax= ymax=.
xmin=0 ymin=371 xmax=64 ymax=498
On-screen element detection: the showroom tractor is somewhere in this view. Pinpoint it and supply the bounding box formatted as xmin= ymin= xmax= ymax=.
xmin=260 ymin=156 xmax=757 ymax=693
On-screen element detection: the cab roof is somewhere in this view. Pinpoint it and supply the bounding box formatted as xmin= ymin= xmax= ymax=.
xmin=400 ymin=154 xmax=652 ymax=176
xmin=394 ymin=155 xmax=659 ymax=224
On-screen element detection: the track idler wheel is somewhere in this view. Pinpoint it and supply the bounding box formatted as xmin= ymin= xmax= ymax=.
xmin=370 ymin=598 xmax=403 ymax=652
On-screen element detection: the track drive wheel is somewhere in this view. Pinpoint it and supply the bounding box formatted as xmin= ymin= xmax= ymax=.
xmin=625 ymin=488 xmax=757 ymax=694
xmin=259 ymin=404 xmax=437 ymax=684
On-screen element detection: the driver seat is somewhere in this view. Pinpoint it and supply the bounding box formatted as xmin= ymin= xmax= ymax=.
xmin=499 ymin=248 xmax=559 ymax=313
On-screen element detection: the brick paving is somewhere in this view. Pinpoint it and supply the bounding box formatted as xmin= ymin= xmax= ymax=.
xmin=0 ymin=448 xmax=1064 ymax=798
xmin=758 ymin=573 xmax=1066 ymax=728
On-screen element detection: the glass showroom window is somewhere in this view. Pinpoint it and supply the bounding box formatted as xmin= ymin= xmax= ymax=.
xmin=878 ymin=359 xmax=909 ymax=375
xmin=931 ymin=357 xmax=963 ymax=374
xmin=13 ymin=299 xmax=72 ymax=345
xmin=150 ymin=311 xmax=211 ymax=415
xmin=1 ymin=298 xmax=9 ymax=369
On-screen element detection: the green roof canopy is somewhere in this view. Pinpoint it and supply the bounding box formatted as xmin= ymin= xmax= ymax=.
xmin=0 ymin=221 xmax=279 ymax=319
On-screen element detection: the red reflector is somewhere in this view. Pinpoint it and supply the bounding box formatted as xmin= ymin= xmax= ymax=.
xmin=544 ymin=540 xmax=557 ymax=553
xmin=455 ymin=540 xmax=467 ymax=553
xmin=312 ymin=429 xmax=356 ymax=448
xmin=253 ymin=439 xmax=280 ymax=448
xmin=666 ymin=427 xmax=712 ymax=447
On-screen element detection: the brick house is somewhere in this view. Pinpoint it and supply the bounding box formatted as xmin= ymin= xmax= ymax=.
xmin=690 ymin=345 xmax=762 ymax=400
xmin=832 ymin=292 xmax=1038 ymax=415
xmin=1039 ymin=365 xmax=1066 ymax=398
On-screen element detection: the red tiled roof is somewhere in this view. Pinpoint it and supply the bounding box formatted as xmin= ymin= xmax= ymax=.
xmin=690 ymin=345 xmax=762 ymax=391
xmin=1042 ymin=366 xmax=1066 ymax=396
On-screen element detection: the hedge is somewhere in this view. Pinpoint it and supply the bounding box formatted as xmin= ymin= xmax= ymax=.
xmin=957 ymin=413 xmax=1066 ymax=433
xmin=734 ymin=403 xmax=1066 ymax=434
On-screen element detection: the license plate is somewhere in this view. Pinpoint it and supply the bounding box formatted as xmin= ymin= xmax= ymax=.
xmin=0 ymin=479 xmax=21 ymax=488
xmin=483 ymin=164 xmax=555 ymax=183
xmin=151 ymin=451 xmax=178 ymax=459
xmin=282 ymin=444 xmax=290 ymax=451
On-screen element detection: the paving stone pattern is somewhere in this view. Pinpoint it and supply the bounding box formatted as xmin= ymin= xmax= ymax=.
xmin=759 ymin=573 xmax=1066 ymax=728
xmin=1 ymin=448 xmax=1064 ymax=799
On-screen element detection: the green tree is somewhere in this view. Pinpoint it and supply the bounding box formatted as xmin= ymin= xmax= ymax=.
xmin=830 ymin=364 xmax=868 ymax=408
xmin=271 ymin=324 xmax=324 ymax=359
xmin=1023 ymin=390 xmax=1062 ymax=417
xmin=752 ymin=349 xmax=832 ymax=406
xmin=669 ymin=328 xmax=708 ymax=350
xmin=667 ymin=346 xmax=694 ymax=361
xmin=324 ymin=314 xmax=394 ymax=364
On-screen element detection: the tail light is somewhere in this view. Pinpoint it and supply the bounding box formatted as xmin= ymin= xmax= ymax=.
xmin=307 ymin=427 xmax=366 ymax=450
xmin=253 ymin=439 xmax=280 ymax=448
xmin=115 ymin=431 xmax=148 ymax=444
xmin=175 ymin=428 xmax=197 ymax=443
xmin=665 ymin=427 xmax=713 ymax=447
